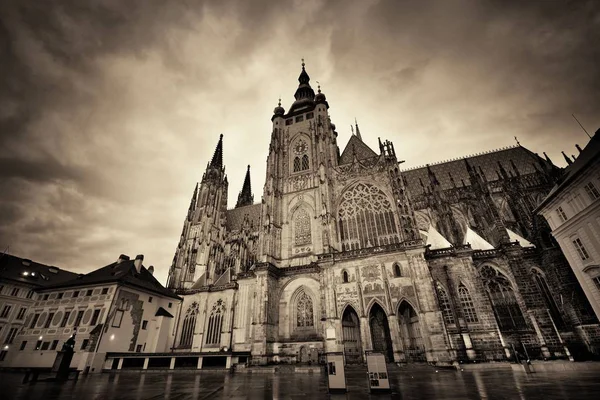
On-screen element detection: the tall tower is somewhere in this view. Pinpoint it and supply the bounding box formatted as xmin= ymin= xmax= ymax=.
xmin=259 ymin=61 xmax=340 ymax=266
xmin=167 ymin=135 xmax=229 ymax=289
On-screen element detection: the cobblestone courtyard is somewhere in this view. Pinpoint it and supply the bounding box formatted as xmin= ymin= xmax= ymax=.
xmin=4 ymin=367 xmax=600 ymax=400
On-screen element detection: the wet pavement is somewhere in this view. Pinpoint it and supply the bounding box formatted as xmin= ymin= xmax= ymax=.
xmin=3 ymin=367 xmax=600 ymax=399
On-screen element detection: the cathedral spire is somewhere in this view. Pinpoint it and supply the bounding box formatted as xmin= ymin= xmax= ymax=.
xmin=210 ymin=134 xmax=224 ymax=169
xmin=187 ymin=183 xmax=198 ymax=220
xmin=355 ymin=118 xmax=363 ymax=141
xmin=236 ymin=165 xmax=254 ymax=208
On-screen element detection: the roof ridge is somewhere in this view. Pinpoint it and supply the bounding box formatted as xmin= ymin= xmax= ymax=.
xmin=401 ymin=144 xmax=520 ymax=171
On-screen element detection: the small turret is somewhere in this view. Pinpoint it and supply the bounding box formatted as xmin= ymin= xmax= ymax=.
xmin=562 ymin=151 xmax=573 ymax=165
xmin=236 ymin=165 xmax=254 ymax=208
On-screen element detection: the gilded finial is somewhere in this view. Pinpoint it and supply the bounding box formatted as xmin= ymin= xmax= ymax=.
xmin=301 ymin=58 xmax=305 ymax=69
xmin=316 ymin=81 xmax=321 ymax=93
xmin=278 ymin=97 xmax=281 ymax=107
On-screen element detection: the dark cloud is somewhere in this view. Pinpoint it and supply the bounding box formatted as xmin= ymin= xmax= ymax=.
xmin=0 ymin=0 xmax=598 ymax=284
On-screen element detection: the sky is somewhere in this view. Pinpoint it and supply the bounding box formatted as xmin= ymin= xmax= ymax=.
xmin=1 ymin=0 xmax=598 ymax=285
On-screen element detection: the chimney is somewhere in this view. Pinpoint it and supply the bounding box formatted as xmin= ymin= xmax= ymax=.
xmin=148 ymin=265 xmax=154 ymax=275
xmin=134 ymin=254 xmax=144 ymax=274
xmin=117 ymin=254 xmax=130 ymax=264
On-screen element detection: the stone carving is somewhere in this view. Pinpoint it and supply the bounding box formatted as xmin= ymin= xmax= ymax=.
xmin=361 ymin=265 xmax=381 ymax=282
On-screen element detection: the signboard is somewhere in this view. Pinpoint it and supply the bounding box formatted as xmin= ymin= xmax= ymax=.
xmin=326 ymin=353 xmax=347 ymax=393
xmin=366 ymin=352 xmax=390 ymax=392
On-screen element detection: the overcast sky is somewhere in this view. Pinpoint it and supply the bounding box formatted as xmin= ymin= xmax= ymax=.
xmin=1 ymin=0 xmax=598 ymax=285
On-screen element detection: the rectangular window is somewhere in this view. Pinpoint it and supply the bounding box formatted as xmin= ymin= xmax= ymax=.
xmin=41 ymin=342 xmax=50 ymax=351
xmin=57 ymin=293 xmax=63 ymax=299
xmin=136 ymin=344 xmax=142 ymax=353
xmin=112 ymin=310 xmax=124 ymax=328
xmin=19 ymin=341 xmax=27 ymax=351
xmin=26 ymin=290 xmax=34 ymax=299
xmin=74 ymin=310 xmax=85 ymax=327
xmin=285 ymin=119 xmax=293 ymax=126
xmin=11 ymin=288 xmax=19 ymax=297
xmin=5 ymin=328 xmax=18 ymax=344
xmin=168 ymin=303 xmax=172 ymax=309
xmin=0 ymin=351 xmax=7 ymax=361
xmin=61 ymin=311 xmax=71 ymax=327
xmin=306 ymin=112 xmax=314 ymax=120
xmin=43 ymin=294 xmax=49 ymax=301
xmin=86 ymin=290 xmax=93 ymax=296
xmin=80 ymin=339 xmax=89 ymax=350
xmin=556 ymin=206 xmax=567 ymax=222
xmin=16 ymin=307 xmax=26 ymax=320
xmin=573 ymin=238 xmax=590 ymax=261
xmin=72 ymin=291 xmax=79 ymax=298
xmin=35 ymin=340 xmax=42 ymax=350
xmin=44 ymin=312 xmax=55 ymax=328
xmin=585 ymin=182 xmax=600 ymax=201
xmin=142 ymin=320 xmax=148 ymax=330
xmin=90 ymin=310 xmax=101 ymax=326
xmin=295 ymin=115 xmax=304 ymax=123
xmin=148 ymin=296 xmax=153 ymax=303
xmin=101 ymin=288 xmax=108 ymax=295
xmin=30 ymin=313 xmax=40 ymax=328
xmin=50 ymin=340 xmax=59 ymax=350
xmin=0 ymin=305 xmax=11 ymax=319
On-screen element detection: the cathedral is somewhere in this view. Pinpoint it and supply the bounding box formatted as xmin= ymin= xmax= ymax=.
xmin=165 ymin=62 xmax=600 ymax=366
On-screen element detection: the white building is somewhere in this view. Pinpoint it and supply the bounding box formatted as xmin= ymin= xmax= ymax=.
xmin=0 ymin=254 xmax=78 ymax=364
xmin=3 ymin=254 xmax=181 ymax=373
xmin=537 ymin=130 xmax=600 ymax=324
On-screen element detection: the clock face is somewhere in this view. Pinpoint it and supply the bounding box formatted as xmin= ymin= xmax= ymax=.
xmin=294 ymin=140 xmax=308 ymax=155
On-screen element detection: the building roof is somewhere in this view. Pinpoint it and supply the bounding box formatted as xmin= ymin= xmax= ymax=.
xmin=339 ymin=135 xmax=379 ymax=165
xmin=464 ymin=227 xmax=495 ymax=250
xmin=226 ymin=203 xmax=261 ymax=232
xmin=423 ymin=225 xmax=452 ymax=250
xmin=0 ymin=253 xmax=79 ymax=288
xmin=37 ymin=258 xmax=181 ymax=300
xmin=537 ymin=130 xmax=600 ymax=210
xmin=402 ymin=145 xmax=551 ymax=195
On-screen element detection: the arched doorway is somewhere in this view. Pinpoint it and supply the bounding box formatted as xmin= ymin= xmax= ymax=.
xmin=398 ymin=301 xmax=425 ymax=361
xmin=369 ymin=303 xmax=394 ymax=362
xmin=342 ymin=306 xmax=362 ymax=364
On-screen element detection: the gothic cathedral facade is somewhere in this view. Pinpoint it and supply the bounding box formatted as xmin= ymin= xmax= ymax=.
xmin=166 ymin=63 xmax=600 ymax=366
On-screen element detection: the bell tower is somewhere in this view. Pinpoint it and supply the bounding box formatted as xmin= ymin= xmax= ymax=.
xmin=259 ymin=61 xmax=340 ymax=266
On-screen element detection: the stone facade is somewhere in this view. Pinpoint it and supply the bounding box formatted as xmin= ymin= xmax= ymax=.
xmin=167 ymin=64 xmax=600 ymax=366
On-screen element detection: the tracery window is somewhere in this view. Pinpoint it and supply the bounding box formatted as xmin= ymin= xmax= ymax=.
xmin=338 ymin=183 xmax=399 ymax=250
xmin=481 ymin=266 xmax=527 ymax=330
xmin=532 ymin=269 xmax=565 ymax=329
xmin=179 ymin=302 xmax=199 ymax=348
xmin=296 ymin=291 xmax=314 ymax=328
xmin=292 ymin=139 xmax=309 ymax=173
xmin=294 ymin=208 xmax=312 ymax=246
xmin=458 ymin=284 xmax=478 ymax=323
xmin=435 ymin=282 xmax=455 ymax=325
xmin=206 ymin=299 xmax=225 ymax=346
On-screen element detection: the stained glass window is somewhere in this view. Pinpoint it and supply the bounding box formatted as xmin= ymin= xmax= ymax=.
xmin=179 ymin=302 xmax=199 ymax=348
xmin=206 ymin=299 xmax=225 ymax=345
xmin=296 ymin=291 xmax=314 ymax=327
xmin=458 ymin=284 xmax=478 ymax=323
xmin=294 ymin=208 xmax=312 ymax=245
xmin=481 ymin=266 xmax=527 ymax=330
xmin=436 ymin=283 xmax=455 ymax=325
xmin=338 ymin=183 xmax=399 ymax=250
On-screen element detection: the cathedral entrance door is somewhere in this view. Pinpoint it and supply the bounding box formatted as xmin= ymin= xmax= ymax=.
xmin=298 ymin=346 xmax=308 ymax=363
xmin=342 ymin=306 xmax=363 ymax=364
xmin=398 ymin=301 xmax=425 ymax=362
xmin=369 ymin=303 xmax=394 ymax=362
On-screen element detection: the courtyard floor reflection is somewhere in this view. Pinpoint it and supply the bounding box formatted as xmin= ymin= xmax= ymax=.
xmin=3 ymin=367 xmax=600 ymax=399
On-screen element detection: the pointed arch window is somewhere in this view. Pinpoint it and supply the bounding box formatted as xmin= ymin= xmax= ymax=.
xmin=292 ymin=139 xmax=310 ymax=173
xmin=435 ymin=283 xmax=455 ymax=325
xmin=393 ymin=263 xmax=402 ymax=277
xmin=458 ymin=284 xmax=478 ymax=323
xmin=206 ymin=299 xmax=225 ymax=346
xmin=179 ymin=302 xmax=199 ymax=349
xmin=532 ymin=269 xmax=565 ymax=329
xmin=342 ymin=270 xmax=349 ymax=283
xmin=301 ymin=154 xmax=309 ymax=170
xmin=296 ymin=291 xmax=314 ymax=328
xmin=293 ymin=157 xmax=302 ymax=172
xmin=481 ymin=266 xmax=527 ymax=330
xmin=338 ymin=183 xmax=399 ymax=251
xmin=294 ymin=208 xmax=312 ymax=246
